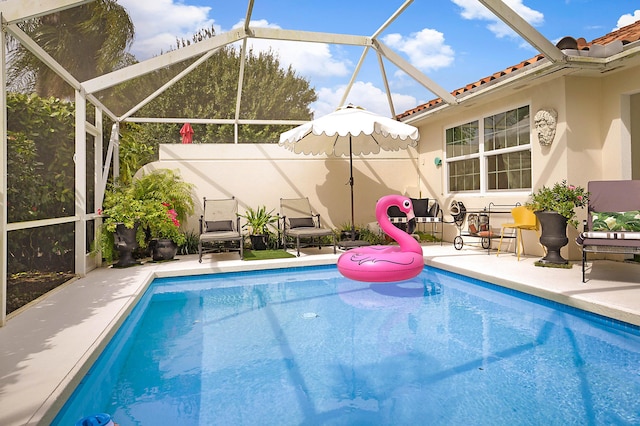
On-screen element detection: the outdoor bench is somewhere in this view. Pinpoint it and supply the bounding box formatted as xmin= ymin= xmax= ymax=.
xmin=576 ymin=180 xmax=640 ymax=282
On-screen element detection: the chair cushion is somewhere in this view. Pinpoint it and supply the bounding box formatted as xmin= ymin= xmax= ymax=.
xmin=410 ymin=198 xmax=429 ymax=217
xmin=289 ymin=217 xmax=315 ymax=228
xmin=206 ymin=220 xmax=234 ymax=232
xmin=591 ymin=211 xmax=640 ymax=232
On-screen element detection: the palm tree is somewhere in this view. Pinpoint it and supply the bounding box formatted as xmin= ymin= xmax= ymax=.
xmin=7 ymin=0 xmax=135 ymax=98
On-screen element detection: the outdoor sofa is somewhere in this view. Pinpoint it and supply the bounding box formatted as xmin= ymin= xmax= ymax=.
xmin=576 ymin=180 xmax=640 ymax=282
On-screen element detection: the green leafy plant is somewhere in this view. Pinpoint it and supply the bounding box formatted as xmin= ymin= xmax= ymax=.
xmin=6 ymin=93 xmax=76 ymax=273
xmin=100 ymin=169 xmax=195 ymax=255
xmin=178 ymin=229 xmax=200 ymax=255
xmin=117 ymin=123 xmax=157 ymax=186
xmin=130 ymin=169 xmax=195 ymax=224
xmin=101 ymin=184 xmax=148 ymax=247
xmin=241 ymin=206 xmax=278 ymax=235
xmin=144 ymin=202 xmax=187 ymax=246
xmin=526 ymin=180 xmax=589 ymax=228
xmin=357 ymin=226 xmax=388 ymax=245
xmin=335 ymin=223 xmax=388 ymax=245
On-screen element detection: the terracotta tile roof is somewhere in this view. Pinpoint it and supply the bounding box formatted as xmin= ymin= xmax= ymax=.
xmin=397 ymin=20 xmax=640 ymax=120
xmin=592 ymin=21 xmax=640 ymax=46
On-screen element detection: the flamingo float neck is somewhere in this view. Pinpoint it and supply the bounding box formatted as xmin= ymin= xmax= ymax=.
xmin=376 ymin=195 xmax=423 ymax=255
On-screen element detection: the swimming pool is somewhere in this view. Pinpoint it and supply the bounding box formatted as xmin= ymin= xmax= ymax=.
xmin=54 ymin=265 xmax=640 ymax=425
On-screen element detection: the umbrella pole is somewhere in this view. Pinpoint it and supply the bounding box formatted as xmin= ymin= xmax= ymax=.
xmin=349 ymin=137 xmax=355 ymax=241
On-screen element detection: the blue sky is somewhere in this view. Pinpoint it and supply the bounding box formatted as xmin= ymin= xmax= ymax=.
xmin=117 ymin=0 xmax=640 ymax=117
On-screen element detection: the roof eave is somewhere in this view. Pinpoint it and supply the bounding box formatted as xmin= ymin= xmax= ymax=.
xmin=400 ymin=42 xmax=640 ymax=125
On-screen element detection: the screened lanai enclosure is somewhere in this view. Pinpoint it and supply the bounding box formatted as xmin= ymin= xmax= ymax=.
xmin=1 ymin=0 xmax=629 ymax=325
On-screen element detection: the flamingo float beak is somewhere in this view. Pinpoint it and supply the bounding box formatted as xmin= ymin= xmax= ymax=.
xmin=406 ymin=208 xmax=415 ymax=221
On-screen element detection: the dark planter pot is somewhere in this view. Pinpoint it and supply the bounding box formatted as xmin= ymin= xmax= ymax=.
xmin=340 ymin=230 xmax=360 ymax=241
xmin=250 ymin=234 xmax=268 ymax=250
xmin=535 ymin=211 xmax=569 ymax=265
xmin=150 ymin=238 xmax=178 ymax=261
xmin=114 ymin=223 xmax=139 ymax=268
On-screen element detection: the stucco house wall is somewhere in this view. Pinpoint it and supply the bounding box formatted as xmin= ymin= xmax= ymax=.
xmin=409 ymin=65 xmax=640 ymax=259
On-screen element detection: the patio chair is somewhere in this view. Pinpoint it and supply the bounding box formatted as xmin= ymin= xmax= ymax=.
xmin=412 ymin=198 xmax=443 ymax=244
xmin=280 ymin=197 xmax=336 ymax=257
xmin=388 ymin=198 xmax=443 ymax=243
xmin=496 ymin=205 xmax=540 ymax=260
xmin=198 ymin=197 xmax=243 ymax=262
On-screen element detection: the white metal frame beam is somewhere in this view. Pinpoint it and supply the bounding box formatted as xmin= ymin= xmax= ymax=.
xmin=373 ymin=39 xmax=458 ymax=105
xmin=83 ymin=29 xmax=247 ymax=94
xmin=479 ymin=0 xmax=565 ymax=63
xmin=119 ymin=49 xmax=218 ymax=121
xmin=232 ymin=0 xmax=255 ymax=142
xmin=125 ymin=117 xmax=308 ymax=126
xmin=74 ymin=90 xmax=87 ymax=275
xmin=0 ymin=0 xmax=94 ymax=25
xmin=339 ymin=0 xmax=413 ymax=113
xmin=249 ymin=27 xmax=370 ymax=46
xmin=6 ymin=23 xmax=83 ymax=92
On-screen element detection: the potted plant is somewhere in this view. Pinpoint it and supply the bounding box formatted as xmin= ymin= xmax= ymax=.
xmin=241 ymin=206 xmax=278 ymax=250
xmin=100 ymin=184 xmax=148 ymax=267
xmin=100 ymin=169 xmax=195 ymax=264
xmin=131 ymin=169 xmax=195 ymax=260
xmin=526 ymin=180 xmax=589 ymax=264
xmin=145 ymin=202 xmax=187 ymax=261
xmin=338 ymin=222 xmax=360 ymax=241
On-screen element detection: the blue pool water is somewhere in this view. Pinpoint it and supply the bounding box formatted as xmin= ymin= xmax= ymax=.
xmin=54 ymin=265 xmax=640 ymax=425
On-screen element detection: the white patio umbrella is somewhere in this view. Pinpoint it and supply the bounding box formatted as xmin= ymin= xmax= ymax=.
xmin=279 ymin=105 xmax=420 ymax=243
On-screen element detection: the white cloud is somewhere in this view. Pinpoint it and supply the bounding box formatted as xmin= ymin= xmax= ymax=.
xmin=311 ymin=81 xmax=417 ymax=118
xmin=382 ymin=28 xmax=454 ymax=72
xmin=231 ymin=20 xmax=351 ymax=78
xmin=451 ymin=0 xmax=544 ymax=38
xmin=119 ymin=0 xmax=352 ymax=78
xmin=615 ymin=10 xmax=640 ymax=30
xmin=119 ymin=0 xmax=218 ymax=58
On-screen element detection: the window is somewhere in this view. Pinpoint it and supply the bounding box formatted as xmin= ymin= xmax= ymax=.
xmin=446 ymin=106 xmax=531 ymax=193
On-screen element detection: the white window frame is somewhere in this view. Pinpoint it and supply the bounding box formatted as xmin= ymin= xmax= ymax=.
xmin=444 ymin=104 xmax=532 ymax=196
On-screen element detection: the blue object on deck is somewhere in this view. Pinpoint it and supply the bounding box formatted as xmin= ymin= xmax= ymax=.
xmin=75 ymin=413 xmax=114 ymax=426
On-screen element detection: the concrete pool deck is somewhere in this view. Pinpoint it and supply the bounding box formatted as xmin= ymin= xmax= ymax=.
xmin=1 ymin=243 xmax=639 ymax=425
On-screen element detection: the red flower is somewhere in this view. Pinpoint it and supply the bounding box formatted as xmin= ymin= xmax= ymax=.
xmin=166 ymin=208 xmax=180 ymax=227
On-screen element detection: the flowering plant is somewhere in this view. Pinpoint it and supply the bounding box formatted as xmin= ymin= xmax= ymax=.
xmin=145 ymin=202 xmax=187 ymax=246
xmin=526 ymin=180 xmax=589 ymax=228
xmin=99 ymin=170 xmax=194 ymax=262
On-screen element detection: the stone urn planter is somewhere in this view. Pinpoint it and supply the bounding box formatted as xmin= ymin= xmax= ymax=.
xmin=114 ymin=223 xmax=140 ymax=268
xmin=149 ymin=238 xmax=178 ymax=261
xmin=534 ymin=211 xmax=569 ymax=265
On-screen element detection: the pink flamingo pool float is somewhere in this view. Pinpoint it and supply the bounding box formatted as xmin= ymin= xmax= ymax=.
xmin=337 ymin=195 xmax=424 ymax=282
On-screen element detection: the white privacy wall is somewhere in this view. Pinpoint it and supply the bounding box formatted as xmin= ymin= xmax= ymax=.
xmin=142 ymin=143 xmax=420 ymax=232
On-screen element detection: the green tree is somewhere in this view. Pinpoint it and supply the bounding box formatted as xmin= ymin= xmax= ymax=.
xmin=117 ymin=122 xmax=157 ymax=186
xmin=7 ymin=0 xmax=135 ymax=98
xmin=136 ymin=32 xmax=316 ymax=144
